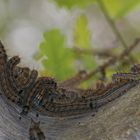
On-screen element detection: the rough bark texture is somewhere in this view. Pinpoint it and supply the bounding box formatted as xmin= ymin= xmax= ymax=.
xmin=0 ymin=83 xmax=140 ymax=140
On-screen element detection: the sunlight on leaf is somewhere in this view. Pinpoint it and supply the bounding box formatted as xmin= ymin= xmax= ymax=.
xmin=102 ymin=0 xmax=140 ymax=19
xmin=50 ymin=0 xmax=96 ymax=9
xmin=80 ymin=75 xmax=98 ymax=89
xmin=35 ymin=29 xmax=75 ymax=80
xmin=74 ymin=15 xmax=91 ymax=49
xmin=80 ymin=54 xmax=97 ymax=70
xmin=106 ymin=68 xmax=116 ymax=80
xmin=134 ymin=51 xmax=140 ymax=61
xmin=73 ymin=15 xmax=97 ymax=70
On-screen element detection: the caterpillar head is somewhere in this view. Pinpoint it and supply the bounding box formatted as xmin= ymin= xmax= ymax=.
xmin=130 ymin=64 xmax=140 ymax=73
xmin=20 ymin=105 xmax=30 ymax=116
xmin=40 ymin=77 xmax=57 ymax=89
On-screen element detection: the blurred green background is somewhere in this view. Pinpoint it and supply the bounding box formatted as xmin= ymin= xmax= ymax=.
xmin=0 ymin=0 xmax=140 ymax=87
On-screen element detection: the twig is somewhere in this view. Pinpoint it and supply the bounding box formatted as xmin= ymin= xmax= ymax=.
xmin=97 ymin=0 xmax=127 ymax=49
xmin=97 ymin=0 xmax=135 ymax=62
xmin=73 ymin=47 xmax=116 ymax=58
xmin=60 ymin=38 xmax=140 ymax=88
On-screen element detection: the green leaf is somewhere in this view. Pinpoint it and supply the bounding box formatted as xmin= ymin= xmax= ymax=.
xmin=50 ymin=0 xmax=96 ymax=9
xmin=35 ymin=29 xmax=75 ymax=80
xmin=73 ymin=15 xmax=97 ymax=70
xmin=74 ymin=15 xmax=91 ymax=49
xmin=76 ymin=53 xmax=97 ymax=71
xmin=80 ymin=76 xmax=97 ymax=89
xmin=102 ymin=0 xmax=140 ymax=19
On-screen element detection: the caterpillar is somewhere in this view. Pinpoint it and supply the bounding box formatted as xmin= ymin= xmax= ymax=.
xmin=29 ymin=118 xmax=45 ymax=140
xmin=6 ymin=56 xmax=38 ymax=96
xmin=0 ymin=71 xmax=21 ymax=103
xmin=130 ymin=64 xmax=140 ymax=73
xmin=112 ymin=72 xmax=140 ymax=82
xmin=21 ymin=77 xmax=57 ymax=115
xmin=14 ymin=66 xmax=30 ymax=88
xmin=0 ymin=56 xmax=21 ymax=103
xmin=112 ymin=64 xmax=140 ymax=82
xmin=6 ymin=56 xmax=21 ymax=93
xmin=0 ymin=41 xmax=7 ymax=69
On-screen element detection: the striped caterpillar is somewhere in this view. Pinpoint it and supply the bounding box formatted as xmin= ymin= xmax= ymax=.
xmin=6 ymin=56 xmax=38 ymax=96
xmin=112 ymin=72 xmax=140 ymax=82
xmin=0 ymin=42 xmax=38 ymax=105
xmin=112 ymin=64 xmax=140 ymax=82
xmin=130 ymin=64 xmax=140 ymax=73
xmin=21 ymin=77 xmax=57 ymax=115
xmin=29 ymin=118 xmax=45 ymax=140
xmin=0 ymin=55 xmax=21 ymax=103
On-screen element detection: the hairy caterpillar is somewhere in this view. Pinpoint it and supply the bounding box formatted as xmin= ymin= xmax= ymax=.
xmin=29 ymin=119 xmax=45 ymax=140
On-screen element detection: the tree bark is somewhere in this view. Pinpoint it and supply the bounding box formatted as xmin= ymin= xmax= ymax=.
xmin=0 ymin=83 xmax=140 ymax=140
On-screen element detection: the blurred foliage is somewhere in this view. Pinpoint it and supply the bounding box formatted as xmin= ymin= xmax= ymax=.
xmin=73 ymin=15 xmax=97 ymax=70
xmin=52 ymin=0 xmax=140 ymax=19
xmin=50 ymin=0 xmax=96 ymax=9
xmin=35 ymin=0 xmax=140 ymax=86
xmin=102 ymin=0 xmax=140 ymax=19
xmin=34 ymin=29 xmax=75 ymax=80
xmin=74 ymin=15 xmax=91 ymax=49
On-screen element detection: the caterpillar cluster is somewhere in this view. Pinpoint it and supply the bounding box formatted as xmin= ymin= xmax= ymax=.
xmin=0 ymin=41 xmax=139 ymax=119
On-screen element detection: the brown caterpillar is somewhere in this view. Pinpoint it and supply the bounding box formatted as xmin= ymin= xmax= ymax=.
xmin=21 ymin=77 xmax=57 ymax=115
xmin=130 ymin=64 xmax=140 ymax=73
xmin=0 ymin=41 xmax=7 ymax=69
xmin=0 ymin=56 xmax=22 ymax=103
xmin=0 ymin=42 xmax=37 ymax=105
xmin=112 ymin=72 xmax=140 ymax=82
xmin=14 ymin=66 xmax=30 ymax=87
xmin=0 ymin=72 xmax=20 ymax=103
xmin=112 ymin=64 xmax=140 ymax=82
xmin=6 ymin=56 xmax=21 ymax=93
xmin=29 ymin=119 xmax=45 ymax=140
xmin=6 ymin=56 xmax=38 ymax=96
